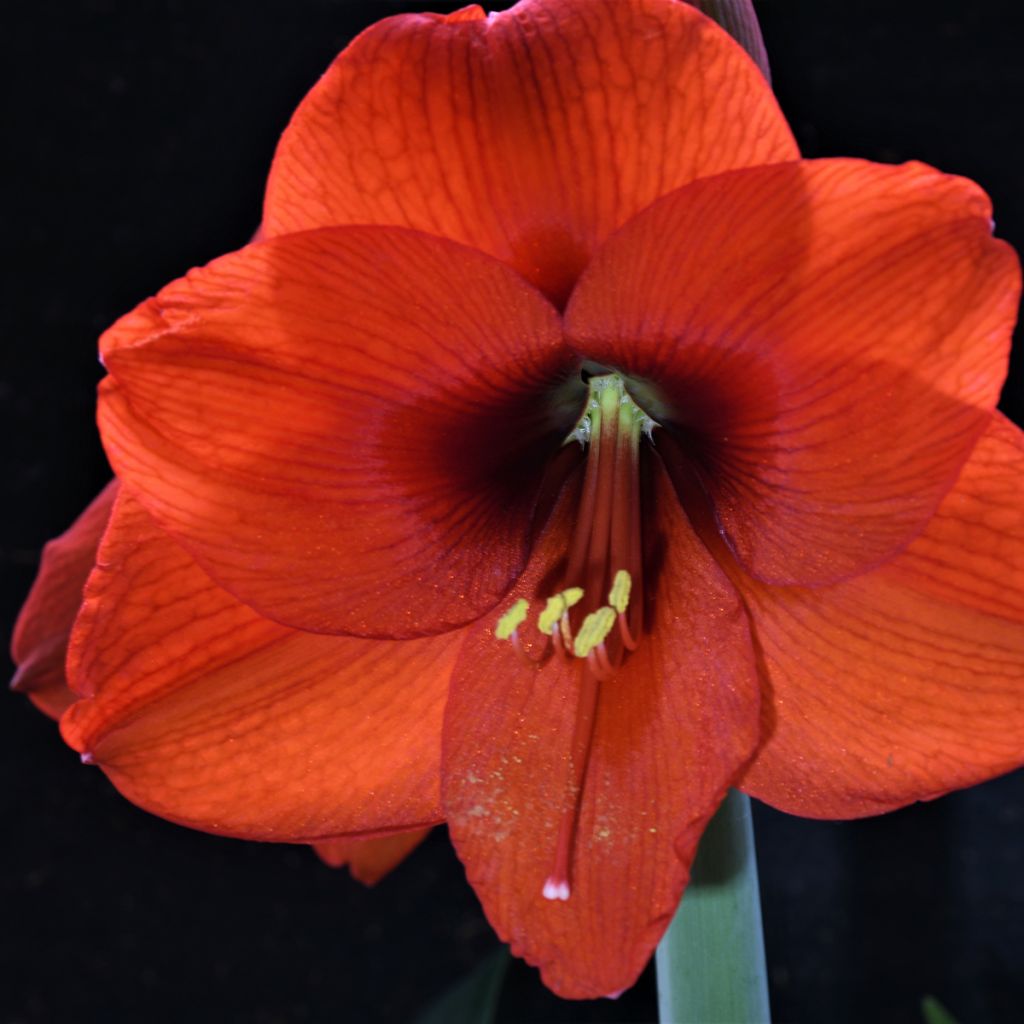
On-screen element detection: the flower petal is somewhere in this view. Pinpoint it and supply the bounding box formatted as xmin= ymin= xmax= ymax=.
xmin=738 ymin=413 xmax=1024 ymax=817
xmin=691 ymin=1 xmax=771 ymax=81
xmin=62 ymin=490 xmax=459 ymax=841
xmin=312 ymin=828 xmax=431 ymax=886
xmin=10 ymin=480 xmax=118 ymax=719
xmin=98 ymin=227 xmax=574 ymax=638
xmin=566 ymin=158 xmax=1020 ymax=585
xmin=443 ymin=459 xmax=761 ymax=998
xmin=264 ymin=0 xmax=796 ymax=306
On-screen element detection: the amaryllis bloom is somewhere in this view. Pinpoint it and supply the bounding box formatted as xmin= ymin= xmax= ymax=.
xmin=12 ymin=0 xmax=1024 ymax=999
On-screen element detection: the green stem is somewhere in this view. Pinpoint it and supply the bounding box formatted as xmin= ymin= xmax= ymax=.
xmin=655 ymin=789 xmax=770 ymax=1023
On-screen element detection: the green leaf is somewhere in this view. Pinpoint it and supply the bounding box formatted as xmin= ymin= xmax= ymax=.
xmin=655 ymin=790 xmax=770 ymax=1023
xmin=921 ymin=995 xmax=961 ymax=1024
xmin=413 ymin=946 xmax=510 ymax=1024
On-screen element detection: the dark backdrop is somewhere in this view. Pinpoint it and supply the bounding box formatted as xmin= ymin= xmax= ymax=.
xmin=3 ymin=2 xmax=1022 ymax=1022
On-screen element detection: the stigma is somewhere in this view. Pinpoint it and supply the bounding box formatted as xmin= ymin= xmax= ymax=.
xmin=493 ymin=372 xmax=658 ymax=902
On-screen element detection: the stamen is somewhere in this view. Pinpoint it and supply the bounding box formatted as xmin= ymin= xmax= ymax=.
xmin=573 ymin=607 xmax=616 ymax=659
xmin=563 ymin=396 xmax=605 ymax=587
xmin=587 ymin=644 xmax=614 ymax=682
xmin=626 ymin=420 xmax=645 ymax=645
xmin=617 ymin=613 xmax=638 ymax=652
xmin=558 ymin=610 xmax=577 ymax=654
xmin=609 ymin=570 xmax=638 ymax=652
xmin=551 ymin=621 xmax=568 ymax=657
xmin=495 ymin=599 xmax=529 ymax=640
xmin=495 ymin=598 xmax=543 ymax=667
xmin=537 ymin=587 xmax=584 ymax=636
xmin=608 ymin=570 xmax=631 ymax=613
xmin=582 ymin=384 xmax=622 ymax=601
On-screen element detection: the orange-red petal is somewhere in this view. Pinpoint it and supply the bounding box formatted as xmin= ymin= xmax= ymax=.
xmin=443 ymin=460 xmax=761 ymax=998
xmin=98 ymin=227 xmax=574 ymax=638
xmin=739 ymin=413 xmax=1024 ymax=817
xmin=264 ymin=0 xmax=797 ymax=306
xmin=567 ymin=158 xmax=1020 ymax=586
xmin=62 ymin=490 xmax=459 ymax=841
xmin=10 ymin=480 xmax=118 ymax=719
xmin=312 ymin=827 xmax=431 ymax=886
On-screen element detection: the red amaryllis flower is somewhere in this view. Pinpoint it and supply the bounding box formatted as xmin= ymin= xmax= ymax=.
xmin=11 ymin=0 xmax=1024 ymax=999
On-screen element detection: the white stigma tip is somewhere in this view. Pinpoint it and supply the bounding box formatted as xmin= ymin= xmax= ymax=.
xmin=604 ymin=988 xmax=626 ymax=1001
xmin=80 ymin=751 xmax=95 ymax=765
xmin=542 ymin=877 xmax=571 ymax=901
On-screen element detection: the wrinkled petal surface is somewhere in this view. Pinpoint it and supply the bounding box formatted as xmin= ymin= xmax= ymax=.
xmin=265 ymin=0 xmax=797 ymax=305
xmin=99 ymin=227 xmax=574 ymax=638
xmin=739 ymin=414 xmax=1024 ymax=816
xmin=62 ymin=490 xmax=459 ymax=841
xmin=313 ymin=827 xmax=431 ymax=885
xmin=11 ymin=480 xmax=118 ymax=719
xmin=567 ymin=159 xmax=1020 ymax=586
xmin=443 ymin=460 xmax=760 ymax=998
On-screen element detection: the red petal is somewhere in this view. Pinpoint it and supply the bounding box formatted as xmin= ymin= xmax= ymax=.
xmin=690 ymin=1 xmax=771 ymax=81
xmin=312 ymin=827 xmax=431 ymax=886
xmin=98 ymin=227 xmax=573 ymax=638
xmin=62 ymin=490 xmax=459 ymax=841
xmin=567 ymin=159 xmax=1020 ymax=585
xmin=443 ymin=460 xmax=760 ymax=998
xmin=264 ymin=0 xmax=796 ymax=306
xmin=739 ymin=413 xmax=1024 ymax=817
xmin=10 ymin=481 xmax=118 ymax=719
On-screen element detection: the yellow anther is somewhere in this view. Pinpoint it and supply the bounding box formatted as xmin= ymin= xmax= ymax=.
xmin=495 ymin=599 xmax=529 ymax=640
xmin=573 ymin=606 xmax=616 ymax=658
xmin=537 ymin=587 xmax=584 ymax=634
xmin=608 ymin=570 xmax=632 ymax=615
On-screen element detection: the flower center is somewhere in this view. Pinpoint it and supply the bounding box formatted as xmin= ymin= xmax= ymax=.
xmin=494 ymin=372 xmax=657 ymax=901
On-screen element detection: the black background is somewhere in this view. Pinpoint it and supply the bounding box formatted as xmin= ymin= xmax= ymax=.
xmin=3 ymin=1 xmax=1023 ymax=1022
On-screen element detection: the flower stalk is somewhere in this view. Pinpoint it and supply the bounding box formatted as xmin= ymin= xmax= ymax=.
xmin=655 ymin=789 xmax=770 ymax=1023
